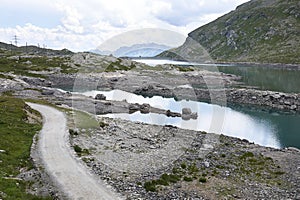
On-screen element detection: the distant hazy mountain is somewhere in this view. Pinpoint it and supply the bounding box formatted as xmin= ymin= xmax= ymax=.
xmin=89 ymin=49 xmax=112 ymax=55
xmin=91 ymin=43 xmax=171 ymax=57
xmin=158 ymin=0 xmax=300 ymax=64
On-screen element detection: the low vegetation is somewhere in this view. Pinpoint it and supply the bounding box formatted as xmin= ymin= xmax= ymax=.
xmin=0 ymin=55 xmax=76 ymax=77
xmin=105 ymin=59 xmax=136 ymax=72
xmin=68 ymin=110 xmax=99 ymax=130
xmin=0 ymin=95 xmax=50 ymax=199
xmin=143 ymin=142 xmax=286 ymax=195
xmin=143 ymin=162 xmax=205 ymax=192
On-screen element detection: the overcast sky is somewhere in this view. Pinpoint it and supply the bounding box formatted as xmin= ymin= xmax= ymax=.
xmin=0 ymin=0 xmax=249 ymax=51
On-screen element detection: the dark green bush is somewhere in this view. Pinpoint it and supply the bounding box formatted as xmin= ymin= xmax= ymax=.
xmin=199 ymin=177 xmax=207 ymax=183
xmin=69 ymin=129 xmax=78 ymax=135
xmin=74 ymin=145 xmax=82 ymax=153
xmin=183 ymin=176 xmax=193 ymax=182
xmin=144 ymin=181 xmax=156 ymax=192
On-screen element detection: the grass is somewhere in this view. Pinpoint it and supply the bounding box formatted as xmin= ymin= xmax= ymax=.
xmin=0 ymin=95 xmax=51 ymax=199
xmin=105 ymin=59 xmax=136 ymax=72
xmin=0 ymin=55 xmax=76 ymax=78
xmin=69 ymin=110 xmax=99 ymax=129
xmin=176 ymin=66 xmax=194 ymax=72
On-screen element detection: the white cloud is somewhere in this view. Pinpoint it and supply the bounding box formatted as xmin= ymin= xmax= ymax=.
xmin=55 ymin=3 xmax=84 ymax=33
xmin=0 ymin=0 xmax=249 ymax=51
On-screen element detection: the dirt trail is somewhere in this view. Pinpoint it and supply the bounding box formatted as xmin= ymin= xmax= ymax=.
xmin=27 ymin=103 xmax=122 ymax=200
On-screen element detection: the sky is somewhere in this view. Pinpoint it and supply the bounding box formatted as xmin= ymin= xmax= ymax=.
xmin=0 ymin=0 xmax=249 ymax=52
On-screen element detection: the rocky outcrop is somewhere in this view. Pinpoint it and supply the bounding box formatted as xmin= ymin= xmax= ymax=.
xmin=22 ymin=77 xmax=52 ymax=87
xmin=181 ymin=108 xmax=198 ymax=120
xmin=227 ymin=89 xmax=299 ymax=112
xmin=134 ymin=84 xmax=174 ymax=98
xmin=95 ymin=94 xmax=106 ymax=100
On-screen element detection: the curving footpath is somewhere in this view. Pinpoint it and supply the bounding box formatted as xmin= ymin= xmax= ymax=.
xmin=27 ymin=103 xmax=121 ymax=200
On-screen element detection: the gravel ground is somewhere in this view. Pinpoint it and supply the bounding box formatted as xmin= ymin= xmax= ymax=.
xmin=71 ymin=117 xmax=300 ymax=200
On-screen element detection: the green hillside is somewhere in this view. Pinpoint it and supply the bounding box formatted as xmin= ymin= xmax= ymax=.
xmin=159 ymin=0 xmax=300 ymax=64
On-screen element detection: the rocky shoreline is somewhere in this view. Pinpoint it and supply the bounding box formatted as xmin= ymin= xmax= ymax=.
xmin=42 ymin=72 xmax=300 ymax=113
xmin=70 ymin=117 xmax=300 ymax=200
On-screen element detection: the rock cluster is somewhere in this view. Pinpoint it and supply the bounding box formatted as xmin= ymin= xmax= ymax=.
xmin=181 ymin=108 xmax=198 ymax=120
xmin=228 ymin=89 xmax=299 ymax=112
xmin=134 ymin=84 xmax=174 ymax=98
xmin=95 ymin=94 xmax=106 ymax=100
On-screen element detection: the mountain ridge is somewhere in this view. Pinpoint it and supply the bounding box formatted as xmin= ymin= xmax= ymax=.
xmin=158 ymin=0 xmax=300 ymax=64
xmin=91 ymin=43 xmax=171 ymax=57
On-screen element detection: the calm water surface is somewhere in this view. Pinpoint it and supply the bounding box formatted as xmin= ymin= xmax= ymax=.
xmin=79 ymin=90 xmax=300 ymax=149
xmin=134 ymin=58 xmax=300 ymax=93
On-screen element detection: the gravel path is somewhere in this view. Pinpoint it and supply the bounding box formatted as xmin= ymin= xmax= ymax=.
xmin=27 ymin=103 xmax=122 ymax=200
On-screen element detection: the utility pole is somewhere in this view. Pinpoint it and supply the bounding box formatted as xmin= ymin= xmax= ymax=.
xmin=13 ymin=35 xmax=18 ymax=46
xmin=26 ymin=42 xmax=28 ymax=54
xmin=43 ymin=44 xmax=47 ymax=55
xmin=10 ymin=41 xmax=12 ymax=55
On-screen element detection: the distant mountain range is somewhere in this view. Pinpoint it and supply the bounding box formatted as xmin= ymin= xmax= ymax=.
xmin=158 ymin=0 xmax=300 ymax=64
xmin=91 ymin=43 xmax=171 ymax=57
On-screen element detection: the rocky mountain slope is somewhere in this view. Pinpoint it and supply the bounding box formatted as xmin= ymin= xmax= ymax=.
xmin=158 ymin=0 xmax=300 ymax=64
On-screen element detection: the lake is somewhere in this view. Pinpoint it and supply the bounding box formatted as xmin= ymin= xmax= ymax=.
xmin=133 ymin=58 xmax=300 ymax=93
xmin=79 ymin=89 xmax=300 ymax=149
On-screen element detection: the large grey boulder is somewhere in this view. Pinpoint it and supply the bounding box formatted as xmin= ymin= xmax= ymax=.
xmin=182 ymin=107 xmax=198 ymax=120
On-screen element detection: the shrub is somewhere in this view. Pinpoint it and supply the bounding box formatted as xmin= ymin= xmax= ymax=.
xmin=183 ymin=176 xmax=193 ymax=182
xmin=240 ymin=151 xmax=254 ymax=159
xmin=188 ymin=163 xmax=199 ymax=174
xmin=69 ymin=129 xmax=78 ymax=135
xmin=99 ymin=121 xmax=109 ymax=128
xmin=144 ymin=181 xmax=156 ymax=192
xmin=74 ymin=145 xmax=82 ymax=153
xmin=160 ymin=173 xmax=180 ymax=184
xmin=199 ymin=177 xmax=207 ymax=183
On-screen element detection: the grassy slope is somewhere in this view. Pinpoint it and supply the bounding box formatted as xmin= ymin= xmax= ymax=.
xmin=0 ymin=56 xmax=76 ymax=78
xmin=0 ymin=96 xmax=50 ymax=200
xmin=159 ymin=0 xmax=300 ymax=64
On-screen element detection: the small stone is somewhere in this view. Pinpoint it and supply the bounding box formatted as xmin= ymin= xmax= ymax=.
xmin=251 ymin=96 xmax=257 ymax=100
xmin=225 ymin=170 xmax=230 ymax=176
xmin=41 ymin=89 xmax=54 ymax=95
xmin=204 ymin=161 xmax=210 ymax=168
xmin=140 ymin=103 xmax=150 ymax=114
xmin=290 ymin=105 xmax=297 ymax=110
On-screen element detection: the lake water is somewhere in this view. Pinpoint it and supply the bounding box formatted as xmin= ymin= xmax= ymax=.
xmin=217 ymin=65 xmax=300 ymax=93
xmin=134 ymin=58 xmax=300 ymax=93
xmin=79 ymin=90 xmax=300 ymax=149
